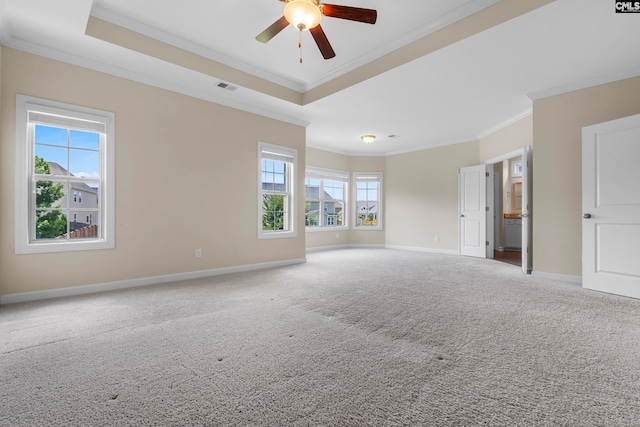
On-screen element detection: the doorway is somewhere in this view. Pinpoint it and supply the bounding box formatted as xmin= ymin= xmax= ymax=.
xmin=459 ymin=146 xmax=531 ymax=273
xmin=493 ymin=156 xmax=523 ymax=268
xmin=485 ymin=146 xmax=531 ymax=273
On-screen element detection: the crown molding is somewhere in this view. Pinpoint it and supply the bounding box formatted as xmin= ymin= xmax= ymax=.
xmin=384 ymin=136 xmax=478 ymax=157
xmin=303 ymin=0 xmax=502 ymax=92
xmin=305 ymin=141 xmax=387 ymax=157
xmin=3 ymin=37 xmax=310 ymax=128
xmin=527 ymin=67 xmax=640 ymax=100
xmin=477 ymin=109 xmax=532 ymax=139
xmin=90 ymin=5 xmax=305 ymax=93
xmin=91 ymin=1 xmax=502 ymax=95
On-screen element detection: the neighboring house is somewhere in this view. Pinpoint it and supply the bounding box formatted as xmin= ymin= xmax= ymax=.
xmin=356 ymin=202 xmax=377 ymax=226
xmin=47 ymin=162 xmax=99 ymax=231
xmin=304 ymin=184 xmax=342 ymax=227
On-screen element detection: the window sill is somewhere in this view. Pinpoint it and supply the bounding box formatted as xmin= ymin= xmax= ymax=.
xmin=305 ymin=226 xmax=348 ymax=233
xmin=258 ymin=230 xmax=298 ymax=240
xmin=15 ymin=239 xmax=114 ymax=255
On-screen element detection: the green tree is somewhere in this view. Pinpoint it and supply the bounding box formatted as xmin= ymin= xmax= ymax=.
xmin=35 ymin=156 xmax=67 ymax=239
xmin=262 ymin=195 xmax=285 ymax=231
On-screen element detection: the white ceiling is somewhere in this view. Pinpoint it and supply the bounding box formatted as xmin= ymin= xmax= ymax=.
xmin=1 ymin=0 xmax=639 ymax=156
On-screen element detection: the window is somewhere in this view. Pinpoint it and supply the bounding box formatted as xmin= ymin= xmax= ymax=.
xmin=353 ymin=172 xmax=383 ymax=229
xmin=15 ymin=95 xmax=115 ymax=254
xmin=258 ymin=142 xmax=297 ymax=239
xmin=305 ymin=168 xmax=348 ymax=229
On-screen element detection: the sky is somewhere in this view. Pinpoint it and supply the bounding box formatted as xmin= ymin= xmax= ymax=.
xmin=34 ymin=124 xmax=100 ymax=179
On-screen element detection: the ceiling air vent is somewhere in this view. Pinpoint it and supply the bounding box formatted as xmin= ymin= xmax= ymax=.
xmin=217 ymin=82 xmax=237 ymax=91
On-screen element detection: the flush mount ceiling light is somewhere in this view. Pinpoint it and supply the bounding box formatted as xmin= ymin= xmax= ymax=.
xmin=361 ymin=135 xmax=376 ymax=144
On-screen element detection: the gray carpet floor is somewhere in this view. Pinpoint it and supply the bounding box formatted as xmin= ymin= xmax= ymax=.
xmin=2 ymin=248 xmax=640 ymax=426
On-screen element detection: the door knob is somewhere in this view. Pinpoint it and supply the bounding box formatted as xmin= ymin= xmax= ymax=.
xmin=460 ymin=214 xmax=465 ymax=218
xmin=583 ymin=213 xmax=592 ymax=219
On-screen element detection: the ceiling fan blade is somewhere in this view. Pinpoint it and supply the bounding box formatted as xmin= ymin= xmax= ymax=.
xmin=310 ymin=24 xmax=336 ymax=60
xmin=320 ymin=4 xmax=377 ymax=24
xmin=256 ymin=16 xmax=290 ymax=43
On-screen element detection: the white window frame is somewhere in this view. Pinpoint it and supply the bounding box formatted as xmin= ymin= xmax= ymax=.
xmin=305 ymin=167 xmax=349 ymax=230
xmin=352 ymin=172 xmax=383 ymax=230
xmin=15 ymin=95 xmax=115 ymax=254
xmin=258 ymin=142 xmax=297 ymax=239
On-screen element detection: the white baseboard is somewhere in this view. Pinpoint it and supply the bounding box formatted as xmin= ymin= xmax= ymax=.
xmin=385 ymin=244 xmax=459 ymax=256
xmin=531 ymin=271 xmax=582 ymax=285
xmin=0 ymin=258 xmax=307 ymax=305
xmin=306 ymin=244 xmax=385 ymax=253
xmin=306 ymin=244 xmax=351 ymax=253
xmin=349 ymin=244 xmax=386 ymax=249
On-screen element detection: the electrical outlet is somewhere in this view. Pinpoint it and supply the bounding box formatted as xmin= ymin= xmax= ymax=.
xmin=336 ymin=233 xmax=340 ymax=239
xmin=434 ymin=235 xmax=439 ymax=242
xmin=195 ymin=248 xmax=202 ymax=258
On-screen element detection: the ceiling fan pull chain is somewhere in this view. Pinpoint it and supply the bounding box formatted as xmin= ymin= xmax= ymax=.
xmin=299 ymin=30 xmax=303 ymax=63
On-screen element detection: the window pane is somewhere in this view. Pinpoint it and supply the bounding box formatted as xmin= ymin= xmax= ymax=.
xmin=262 ymin=194 xmax=287 ymax=231
xmin=70 ymin=130 xmax=100 ymax=150
xmin=357 ymin=189 xmax=367 ymax=201
xmin=305 ymin=201 xmax=320 ymax=226
xmin=357 ymin=212 xmax=378 ymax=227
xmin=35 ymin=179 xmax=66 ymax=209
xmin=35 ymin=125 xmax=67 ymax=147
xmin=70 ymin=149 xmax=99 ymax=178
xmin=35 ymin=209 xmax=67 ymax=240
xmin=324 ymin=201 xmax=344 ymax=226
xmin=324 ymin=180 xmax=343 ymax=200
xmin=68 ymin=210 xmax=99 ymax=239
xmin=305 ymin=178 xmax=321 ymax=199
xmin=35 ymin=146 xmax=68 ymax=174
xmin=356 ymin=202 xmax=378 ymax=226
xmin=70 ymin=181 xmax=99 ymax=207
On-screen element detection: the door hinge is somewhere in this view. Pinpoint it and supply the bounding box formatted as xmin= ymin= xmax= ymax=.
xmin=486 ymin=241 xmax=490 ymax=246
xmin=486 ymin=206 xmax=490 ymax=211
xmin=486 ymin=172 xmax=490 ymax=177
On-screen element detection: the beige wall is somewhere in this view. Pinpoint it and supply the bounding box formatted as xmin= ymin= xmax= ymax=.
xmin=479 ymin=115 xmax=532 ymax=163
xmin=532 ymin=75 xmax=640 ymax=277
xmin=305 ymin=147 xmax=385 ymax=249
xmin=385 ymin=141 xmax=479 ymax=252
xmin=0 ymin=48 xmax=306 ymax=296
xmin=307 ymin=116 xmax=533 ymax=254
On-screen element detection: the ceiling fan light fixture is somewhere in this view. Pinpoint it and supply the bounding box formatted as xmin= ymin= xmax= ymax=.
xmin=361 ymin=135 xmax=376 ymax=144
xmin=284 ymin=0 xmax=322 ymax=31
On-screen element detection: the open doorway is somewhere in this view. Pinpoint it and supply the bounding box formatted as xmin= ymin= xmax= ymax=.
xmin=484 ymin=147 xmax=531 ymax=272
xmin=459 ymin=146 xmax=531 ymax=273
xmin=493 ymin=156 xmax=523 ymax=267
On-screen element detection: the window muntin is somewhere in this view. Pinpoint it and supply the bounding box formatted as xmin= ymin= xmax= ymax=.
xmin=305 ymin=168 xmax=348 ymax=229
xmin=354 ymin=173 xmax=382 ymax=229
xmin=15 ymin=95 xmax=115 ymax=254
xmin=258 ymin=142 xmax=297 ymax=239
xmin=33 ymin=125 xmax=101 ymax=241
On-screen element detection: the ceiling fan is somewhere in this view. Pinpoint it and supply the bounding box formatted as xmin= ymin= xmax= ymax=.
xmin=256 ymin=0 xmax=377 ymax=61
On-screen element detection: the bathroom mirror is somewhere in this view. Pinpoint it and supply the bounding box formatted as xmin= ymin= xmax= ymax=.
xmin=512 ymin=181 xmax=522 ymax=211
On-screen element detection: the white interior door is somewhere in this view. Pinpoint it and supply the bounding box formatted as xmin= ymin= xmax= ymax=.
xmin=582 ymin=114 xmax=640 ymax=299
xmin=459 ymin=164 xmax=489 ymax=258
xmin=521 ymin=145 xmax=532 ymax=274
